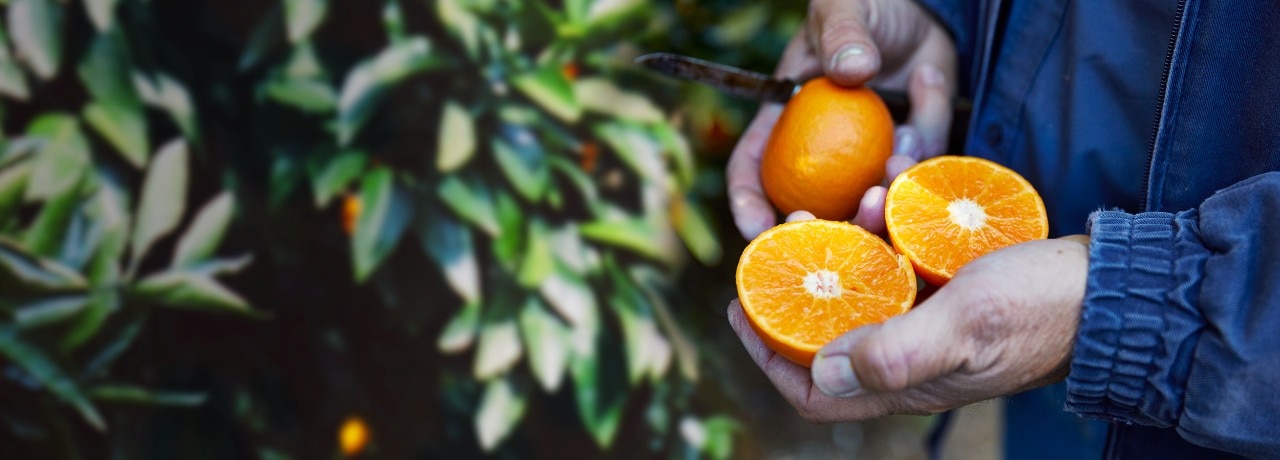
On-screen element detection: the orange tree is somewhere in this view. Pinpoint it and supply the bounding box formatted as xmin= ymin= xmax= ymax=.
xmin=0 ymin=0 xmax=807 ymax=457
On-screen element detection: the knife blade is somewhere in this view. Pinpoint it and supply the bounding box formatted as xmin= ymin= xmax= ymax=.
xmin=635 ymin=52 xmax=800 ymax=103
xmin=635 ymin=52 xmax=970 ymax=121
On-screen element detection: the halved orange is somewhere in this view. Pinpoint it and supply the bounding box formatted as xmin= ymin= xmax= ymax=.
xmin=885 ymin=156 xmax=1049 ymax=285
xmin=735 ymin=220 xmax=917 ymax=367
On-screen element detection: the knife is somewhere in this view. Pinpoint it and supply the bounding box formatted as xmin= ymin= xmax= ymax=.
xmin=634 ymin=52 xmax=972 ymax=122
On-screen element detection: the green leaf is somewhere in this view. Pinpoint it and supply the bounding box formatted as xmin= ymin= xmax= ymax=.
xmin=0 ymin=326 xmax=105 ymax=431
xmin=579 ymin=216 xmax=665 ymax=262
xmin=352 ymin=168 xmax=410 ymax=282
xmin=0 ymin=159 xmax=32 ymax=219
xmin=14 ymin=295 xmax=88 ymax=329
xmin=0 ymin=238 xmax=86 ymax=292
xmin=133 ymin=270 xmax=252 ymax=314
xmin=511 ymin=66 xmax=581 ymax=123
xmin=518 ymin=298 xmax=570 ymax=392
xmin=308 ymin=150 xmax=365 ymax=208
xmin=594 ymin=121 xmax=663 ymax=184
xmin=130 ymin=140 xmax=188 ymax=276
xmin=133 ymin=73 xmax=198 ymax=141
xmin=437 ymin=175 xmax=498 ymax=236
xmin=269 ymin=152 xmax=303 ymax=208
xmin=574 ymin=78 xmax=663 ymax=123
xmin=84 ymin=0 xmax=120 ymax=31
xmin=418 ymin=207 xmax=479 ymax=303
xmin=59 ymin=288 xmax=118 ymax=351
xmin=570 ymin=331 xmax=626 ymax=448
xmin=283 ymin=0 xmax=328 ymax=43
xmin=0 ymin=23 xmax=30 ymax=100
xmin=548 ymin=156 xmax=599 ymax=209
xmin=435 ymin=0 xmax=482 ymax=58
xmin=671 ymin=194 xmax=721 ymax=266
xmin=382 ymin=0 xmax=406 ymax=44
xmin=492 ymin=135 xmax=549 ymax=203
xmin=438 ymin=300 xmax=480 ymax=354
xmin=538 ymin=267 xmax=593 ymax=327
xmin=473 ymin=317 xmax=521 ymax=380
xmin=634 ymin=268 xmax=699 ymax=381
xmin=608 ymin=265 xmax=671 ymax=384
xmin=184 ymin=254 xmax=253 ymax=278
xmin=474 ymin=378 xmax=526 ymax=452
xmin=24 ymin=114 xmax=90 ymax=202
xmin=9 ymin=0 xmax=63 ymax=80
xmin=23 ymin=182 xmax=81 ymax=259
xmin=170 ymin=191 xmax=234 ymax=268
xmin=336 ymin=37 xmax=444 ymax=144
xmin=516 ymin=219 xmax=553 ymax=287
xmin=265 ymin=77 xmax=338 ymax=113
xmin=78 ymin=32 xmax=148 ymax=167
xmin=88 ymin=384 xmax=207 ymax=407
xmin=81 ymin=314 xmax=143 ymax=379
xmin=436 ymin=100 xmax=475 ymax=173
xmin=652 ymin=122 xmax=695 ymax=189
xmin=700 ymin=416 xmax=740 ymax=460
xmin=710 ymin=3 xmax=768 ymax=46
xmin=491 ymin=189 xmax=521 ymax=270
xmin=238 ymin=5 xmax=284 ymax=72
xmin=85 ymin=170 xmax=129 ymax=284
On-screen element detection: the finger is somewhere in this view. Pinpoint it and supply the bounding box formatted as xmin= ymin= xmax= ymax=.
xmin=727 ymin=104 xmax=784 ymax=240
xmin=785 ymin=210 xmax=817 ymax=223
xmin=726 ymin=300 xmax=814 ymax=400
xmin=885 ymin=154 xmax=919 ymax=180
xmin=813 ymin=301 xmax=967 ymax=396
xmin=849 ymin=186 xmax=886 ymax=234
xmin=808 ymin=0 xmax=881 ymax=86
xmin=906 ymin=63 xmax=952 ymax=158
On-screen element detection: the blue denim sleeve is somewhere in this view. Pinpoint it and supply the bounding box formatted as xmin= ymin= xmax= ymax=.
xmin=1065 ymin=172 xmax=1280 ymax=457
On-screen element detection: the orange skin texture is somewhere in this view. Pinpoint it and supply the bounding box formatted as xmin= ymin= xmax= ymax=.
xmin=761 ymin=77 xmax=894 ymax=221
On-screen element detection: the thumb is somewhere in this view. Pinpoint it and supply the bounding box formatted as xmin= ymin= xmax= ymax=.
xmin=811 ymin=304 xmax=966 ymax=396
xmin=808 ymin=0 xmax=881 ymax=86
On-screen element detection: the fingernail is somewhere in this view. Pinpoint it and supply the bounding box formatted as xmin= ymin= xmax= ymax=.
xmin=832 ymin=46 xmax=868 ymax=75
xmin=785 ymin=210 xmax=816 ymax=223
xmin=860 ymin=187 xmax=883 ymax=210
xmin=894 ymin=128 xmax=919 ymax=158
xmin=920 ymin=64 xmax=944 ymax=87
xmin=812 ymin=354 xmax=863 ymax=397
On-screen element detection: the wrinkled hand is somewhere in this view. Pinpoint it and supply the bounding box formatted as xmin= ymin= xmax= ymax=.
xmin=727 ymin=236 xmax=1090 ymax=422
xmin=729 ymin=0 xmax=959 ymax=239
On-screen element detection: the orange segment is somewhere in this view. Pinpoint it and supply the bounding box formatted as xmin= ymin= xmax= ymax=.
xmin=735 ymin=220 xmax=916 ymax=367
xmin=885 ymin=156 xmax=1048 ymax=285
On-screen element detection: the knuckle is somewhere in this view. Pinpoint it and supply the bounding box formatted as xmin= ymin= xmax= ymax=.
xmin=858 ymin=335 xmax=910 ymax=392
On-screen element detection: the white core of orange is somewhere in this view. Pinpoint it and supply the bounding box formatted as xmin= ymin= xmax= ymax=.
xmin=947 ymin=198 xmax=988 ymax=231
xmin=803 ymin=270 xmax=842 ymax=299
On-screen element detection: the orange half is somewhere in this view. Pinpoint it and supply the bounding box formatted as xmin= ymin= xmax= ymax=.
xmin=735 ymin=220 xmax=916 ymax=367
xmin=885 ymin=156 xmax=1049 ymax=285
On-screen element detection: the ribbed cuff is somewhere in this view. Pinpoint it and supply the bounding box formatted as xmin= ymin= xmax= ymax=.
xmin=1065 ymin=210 xmax=1206 ymax=427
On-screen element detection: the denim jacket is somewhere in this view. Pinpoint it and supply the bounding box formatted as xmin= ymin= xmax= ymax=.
xmin=920 ymin=0 xmax=1280 ymax=458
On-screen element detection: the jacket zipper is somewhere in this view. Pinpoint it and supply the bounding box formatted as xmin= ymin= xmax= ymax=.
xmin=1139 ymin=0 xmax=1190 ymax=212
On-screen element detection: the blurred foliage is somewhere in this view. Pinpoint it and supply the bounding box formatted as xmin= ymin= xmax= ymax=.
xmin=0 ymin=0 xmax=808 ymax=458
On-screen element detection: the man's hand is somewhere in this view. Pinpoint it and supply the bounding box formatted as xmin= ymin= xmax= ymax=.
xmin=727 ymin=237 xmax=1090 ymax=422
xmin=729 ymin=0 xmax=958 ymax=239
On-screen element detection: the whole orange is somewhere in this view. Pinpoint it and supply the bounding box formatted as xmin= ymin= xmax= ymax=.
xmin=761 ymin=77 xmax=894 ymax=220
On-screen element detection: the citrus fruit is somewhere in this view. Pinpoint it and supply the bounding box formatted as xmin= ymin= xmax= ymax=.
xmin=884 ymin=156 xmax=1049 ymax=285
xmin=761 ymin=77 xmax=894 ymax=221
xmin=735 ymin=219 xmax=916 ymax=367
